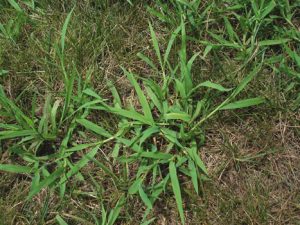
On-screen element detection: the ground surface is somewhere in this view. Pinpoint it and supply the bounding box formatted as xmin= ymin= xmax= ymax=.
xmin=0 ymin=1 xmax=300 ymax=225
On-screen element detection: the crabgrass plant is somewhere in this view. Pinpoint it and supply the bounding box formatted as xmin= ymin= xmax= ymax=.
xmin=0 ymin=6 xmax=265 ymax=225
xmin=79 ymin=19 xmax=265 ymax=224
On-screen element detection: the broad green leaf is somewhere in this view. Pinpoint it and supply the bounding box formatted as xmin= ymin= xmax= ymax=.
xmin=108 ymin=81 xmax=122 ymax=107
xmin=145 ymin=86 xmax=163 ymax=113
xmin=0 ymin=130 xmax=37 ymax=140
xmin=122 ymin=68 xmax=154 ymax=124
xmin=61 ymin=145 xmax=100 ymax=184
xmin=28 ymin=167 xmax=64 ymax=199
xmin=187 ymin=52 xmax=200 ymax=74
xmin=147 ymin=7 xmax=172 ymax=24
xmin=175 ymin=79 xmax=187 ymax=100
xmin=139 ymin=186 xmax=153 ymax=209
xmin=51 ymin=100 xmax=61 ymax=132
xmin=188 ymin=160 xmax=198 ymax=194
xmin=0 ymin=70 xmax=8 ymax=76
xmin=284 ymin=44 xmax=300 ymax=68
xmin=140 ymin=152 xmax=172 ymax=160
xmin=187 ymin=146 xmax=208 ymax=175
xmin=129 ymin=177 xmax=143 ymax=195
xmin=77 ymin=118 xmax=112 ymax=138
xmin=83 ymin=88 xmax=103 ymax=99
xmin=164 ymin=112 xmax=191 ymax=122
xmin=8 ymin=0 xmax=23 ymax=12
xmin=56 ymin=215 xmax=68 ymax=225
xmin=203 ymin=45 xmax=213 ymax=58
xmin=61 ymin=8 xmax=74 ymax=53
xmin=169 ymin=161 xmax=185 ymax=225
xmin=161 ymin=128 xmax=183 ymax=148
xmin=0 ymin=164 xmax=32 ymax=173
xmin=164 ymin=25 xmax=181 ymax=65
xmin=191 ymin=81 xmax=232 ymax=94
xmin=223 ymin=17 xmax=237 ymax=42
xmin=221 ymin=97 xmax=265 ymax=110
xmin=231 ymin=65 xmax=262 ymax=98
xmin=107 ymin=195 xmax=125 ymax=225
xmin=112 ymin=143 xmax=120 ymax=158
xmin=190 ymin=100 xmax=205 ymax=123
xmin=65 ymin=142 xmax=98 ymax=153
xmin=149 ymin=22 xmax=163 ymax=69
xmin=259 ymin=39 xmax=290 ymax=47
xmin=137 ymin=53 xmax=157 ymax=71
xmin=139 ymin=126 xmax=160 ymax=145
xmin=109 ymin=107 xmax=151 ymax=125
xmin=261 ymin=0 xmax=276 ymax=19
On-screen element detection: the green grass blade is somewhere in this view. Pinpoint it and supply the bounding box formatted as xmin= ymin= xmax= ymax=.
xmin=164 ymin=112 xmax=191 ymax=122
xmin=190 ymin=81 xmax=232 ymax=96
xmin=137 ymin=53 xmax=158 ymax=71
xmin=0 ymin=164 xmax=32 ymax=173
xmin=77 ymin=118 xmax=112 ymax=138
xmin=56 ymin=215 xmax=68 ymax=225
xmin=187 ymin=146 xmax=208 ymax=175
xmin=284 ymin=44 xmax=300 ymax=68
xmin=223 ymin=17 xmax=238 ymax=43
xmin=51 ymin=100 xmax=61 ymax=133
xmin=61 ymin=8 xmax=74 ymax=53
xmin=122 ymin=68 xmax=154 ymax=124
xmin=188 ymin=160 xmax=199 ymax=194
xmin=139 ymin=186 xmax=153 ymax=209
xmin=149 ymin=22 xmax=163 ymax=70
xmin=129 ymin=177 xmax=143 ymax=195
xmin=110 ymin=107 xmax=151 ymax=125
xmin=261 ymin=0 xmax=276 ymax=19
xmin=259 ymin=39 xmax=290 ymax=47
xmin=28 ymin=167 xmax=64 ymax=199
xmin=0 ymin=130 xmax=37 ymax=140
xmin=231 ymin=64 xmax=262 ymax=98
xmin=8 ymin=0 xmax=23 ymax=12
xmin=107 ymin=195 xmax=125 ymax=225
xmin=139 ymin=126 xmax=160 ymax=145
xmin=60 ymin=145 xmax=100 ymax=185
xmin=140 ymin=152 xmax=173 ymax=160
xmin=164 ymin=25 xmax=181 ymax=65
xmin=221 ymin=97 xmax=265 ymax=110
xmin=169 ymin=161 xmax=185 ymax=224
xmin=145 ymin=86 xmax=163 ymax=113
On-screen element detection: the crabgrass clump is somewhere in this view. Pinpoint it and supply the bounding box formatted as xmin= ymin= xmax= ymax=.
xmin=78 ymin=19 xmax=265 ymax=223
xmin=0 ymin=0 xmax=299 ymax=224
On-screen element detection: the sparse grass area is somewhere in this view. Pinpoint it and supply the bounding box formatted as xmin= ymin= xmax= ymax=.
xmin=0 ymin=0 xmax=299 ymax=224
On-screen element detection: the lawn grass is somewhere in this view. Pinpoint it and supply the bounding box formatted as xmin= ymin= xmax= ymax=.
xmin=0 ymin=0 xmax=299 ymax=224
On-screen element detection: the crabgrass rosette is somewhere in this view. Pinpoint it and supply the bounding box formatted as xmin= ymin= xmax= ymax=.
xmin=80 ymin=20 xmax=264 ymax=224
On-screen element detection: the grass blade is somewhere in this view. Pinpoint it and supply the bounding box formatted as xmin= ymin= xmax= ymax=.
xmin=61 ymin=8 xmax=74 ymax=53
xmin=149 ymin=22 xmax=163 ymax=70
xmin=122 ymin=68 xmax=154 ymax=124
xmin=139 ymin=185 xmax=153 ymax=209
xmin=107 ymin=195 xmax=125 ymax=225
xmin=164 ymin=25 xmax=181 ymax=65
xmin=28 ymin=167 xmax=64 ymax=199
xmin=8 ymin=0 xmax=23 ymax=12
xmin=0 ymin=164 xmax=32 ymax=173
xmin=188 ymin=160 xmax=198 ymax=194
xmin=77 ymin=118 xmax=112 ymax=138
xmin=56 ymin=215 xmax=68 ymax=225
xmin=221 ymin=97 xmax=265 ymax=110
xmin=169 ymin=161 xmax=185 ymax=224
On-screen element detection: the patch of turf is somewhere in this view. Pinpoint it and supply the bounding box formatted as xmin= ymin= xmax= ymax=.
xmin=0 ymin=0 xmax=299 ymax=224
